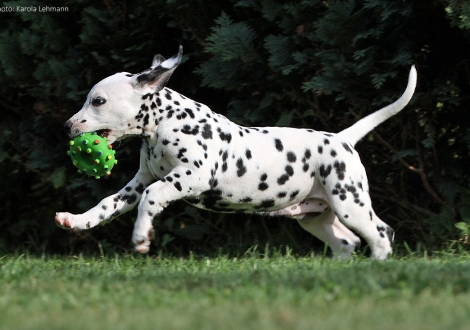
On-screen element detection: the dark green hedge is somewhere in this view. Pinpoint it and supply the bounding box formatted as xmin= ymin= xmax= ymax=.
xmin=1 ymin=0 xmax=469 ymax=255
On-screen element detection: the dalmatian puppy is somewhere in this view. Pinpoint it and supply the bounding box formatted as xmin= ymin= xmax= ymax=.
xmin=56 ymin=46 xmax=417 ymax=259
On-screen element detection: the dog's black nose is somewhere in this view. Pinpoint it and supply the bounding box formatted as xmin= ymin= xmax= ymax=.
xmin=64 ymin=120 xmax=73 ymax=135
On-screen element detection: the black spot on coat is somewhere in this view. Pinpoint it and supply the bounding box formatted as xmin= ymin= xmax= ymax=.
xmin=274 ymin=139 xmax=283 ymax=152
xmin=236 ymin=158 xmax=247 ymax=177
xmin=181 ymin=125 xmax=199 ymax=135
xmin=257 ymin=199 xmax=275 ymax=209
xmin=135 ymin=183 xmax=145 ymax=194
xmin=286 ymin=152 xmax=297 ymax=163
xmin=285 ymin=165 xmax=294 ymax=177
xmin=333 ymin=161 xmax=346 ymax=181
xmin=202 ymin=124 xmax=213 ymax=139
xmin=174 ymin=182 xmax=182 ymax=191
xmin=304 ymin=149 xmax=311 ymax=159
xmin=184 ymin=108 xmax=195 ymax=119
xmin=123 ymin=194 xmax=137 ymax=205
xmin=289 ymin=190 xmax=299 ymax=201
xmin=319 ymin=164 xmax=332 ymax=179
xmin=277 ymin=174 xmax=289 ymax=185
xmin=219 ymin=130 xmax=232 ymax=143
xmin=342 ymin=142 xmax=353 ymax=154
xmin=258 ymin=183 xmax=269 ymax=191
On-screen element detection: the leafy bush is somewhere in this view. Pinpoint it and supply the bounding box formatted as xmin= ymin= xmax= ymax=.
xmin=1 ymin=0 xmax=469 ymax=255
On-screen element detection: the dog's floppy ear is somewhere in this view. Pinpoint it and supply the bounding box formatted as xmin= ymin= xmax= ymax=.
xmin=133 ymin=46 xmax=183 ymax=92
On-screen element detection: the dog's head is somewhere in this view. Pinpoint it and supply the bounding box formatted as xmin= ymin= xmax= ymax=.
xmin=64 ymin=46 xmax=183 ymax=144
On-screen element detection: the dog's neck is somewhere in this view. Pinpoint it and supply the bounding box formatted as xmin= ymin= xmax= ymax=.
xmin=136 ymin=87 xmax=211 ymax=146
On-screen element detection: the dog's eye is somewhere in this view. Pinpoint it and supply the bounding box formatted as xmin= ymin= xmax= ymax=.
xmin=91 ymin=97 xmax=106 ymax=107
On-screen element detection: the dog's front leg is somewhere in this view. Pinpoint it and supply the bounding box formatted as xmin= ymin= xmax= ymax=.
xmin=55 ymin=169 xmax=154 ymax=231
xmin=131 ymin=167 xmax=203 ymax=253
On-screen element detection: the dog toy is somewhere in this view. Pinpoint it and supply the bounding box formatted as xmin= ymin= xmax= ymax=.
xmin=67 ymin=132 xmax=117 ymax=179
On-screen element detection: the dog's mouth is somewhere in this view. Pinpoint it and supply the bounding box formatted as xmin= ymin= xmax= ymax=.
xmin=96 ymin=129 xmax=111 ymax=138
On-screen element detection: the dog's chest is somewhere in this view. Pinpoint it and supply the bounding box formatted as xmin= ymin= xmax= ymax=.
xmin=143 ymin=140 xmax=174 ymax=179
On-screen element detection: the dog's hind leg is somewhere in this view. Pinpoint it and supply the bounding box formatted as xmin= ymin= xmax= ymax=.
xmin=331 ymin=206 xmax=394 ymax=260
xmin=326 ymin=184 xmax=394 ymax=260
xmin=270 ymin=199 xmax=361 ymax=258
xmin=296 ymin=211 xmax=361 ymax=259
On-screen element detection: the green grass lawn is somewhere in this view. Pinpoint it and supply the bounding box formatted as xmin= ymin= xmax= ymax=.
xmin=1 ymin=249 xmax=470 ymax=329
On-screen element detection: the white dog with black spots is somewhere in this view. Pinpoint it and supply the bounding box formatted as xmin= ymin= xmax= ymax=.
xmin=56 ymin=46 xmax=417 ymax=259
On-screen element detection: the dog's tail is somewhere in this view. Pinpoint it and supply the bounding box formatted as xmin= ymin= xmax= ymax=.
xmin=338 ymin=65 xmax=417 ymax=146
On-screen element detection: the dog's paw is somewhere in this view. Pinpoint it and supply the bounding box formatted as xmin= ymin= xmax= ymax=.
xmin=55 ymin=212 xmax=72 ymax=229
xmin=55 ymin=212 xmax=81 ymax=232
xmin=132 ymin=226 xmax=155 ymax=254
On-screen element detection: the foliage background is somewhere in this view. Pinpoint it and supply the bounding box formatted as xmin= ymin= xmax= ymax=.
xmin=0 ymin=0 xmax=469 ymax=255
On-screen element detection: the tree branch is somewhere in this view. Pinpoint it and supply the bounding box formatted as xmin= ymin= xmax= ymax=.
xmin=371 ymin=130 xmax=445 ymax=205
xmin=370 ymin=186 xmax=437 ymax=217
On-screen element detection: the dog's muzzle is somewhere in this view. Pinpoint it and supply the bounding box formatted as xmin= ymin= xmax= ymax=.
xmin=64 ymin=120 xmax=73 ymax=136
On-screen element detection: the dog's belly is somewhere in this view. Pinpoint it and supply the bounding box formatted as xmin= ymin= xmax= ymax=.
xmin=183 ymin=176 xmax=319 ymax=214
xmin=183 ymin=189 xmax=330 ymax=217
xmin=183 ymin=194 xmax=293 ymax=213
xmin=183 ymin=194 xmax=261 ymax=213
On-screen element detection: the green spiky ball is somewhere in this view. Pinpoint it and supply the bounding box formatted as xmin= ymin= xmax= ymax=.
xmin=67 ymin=132 xmax=117 ymax=179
